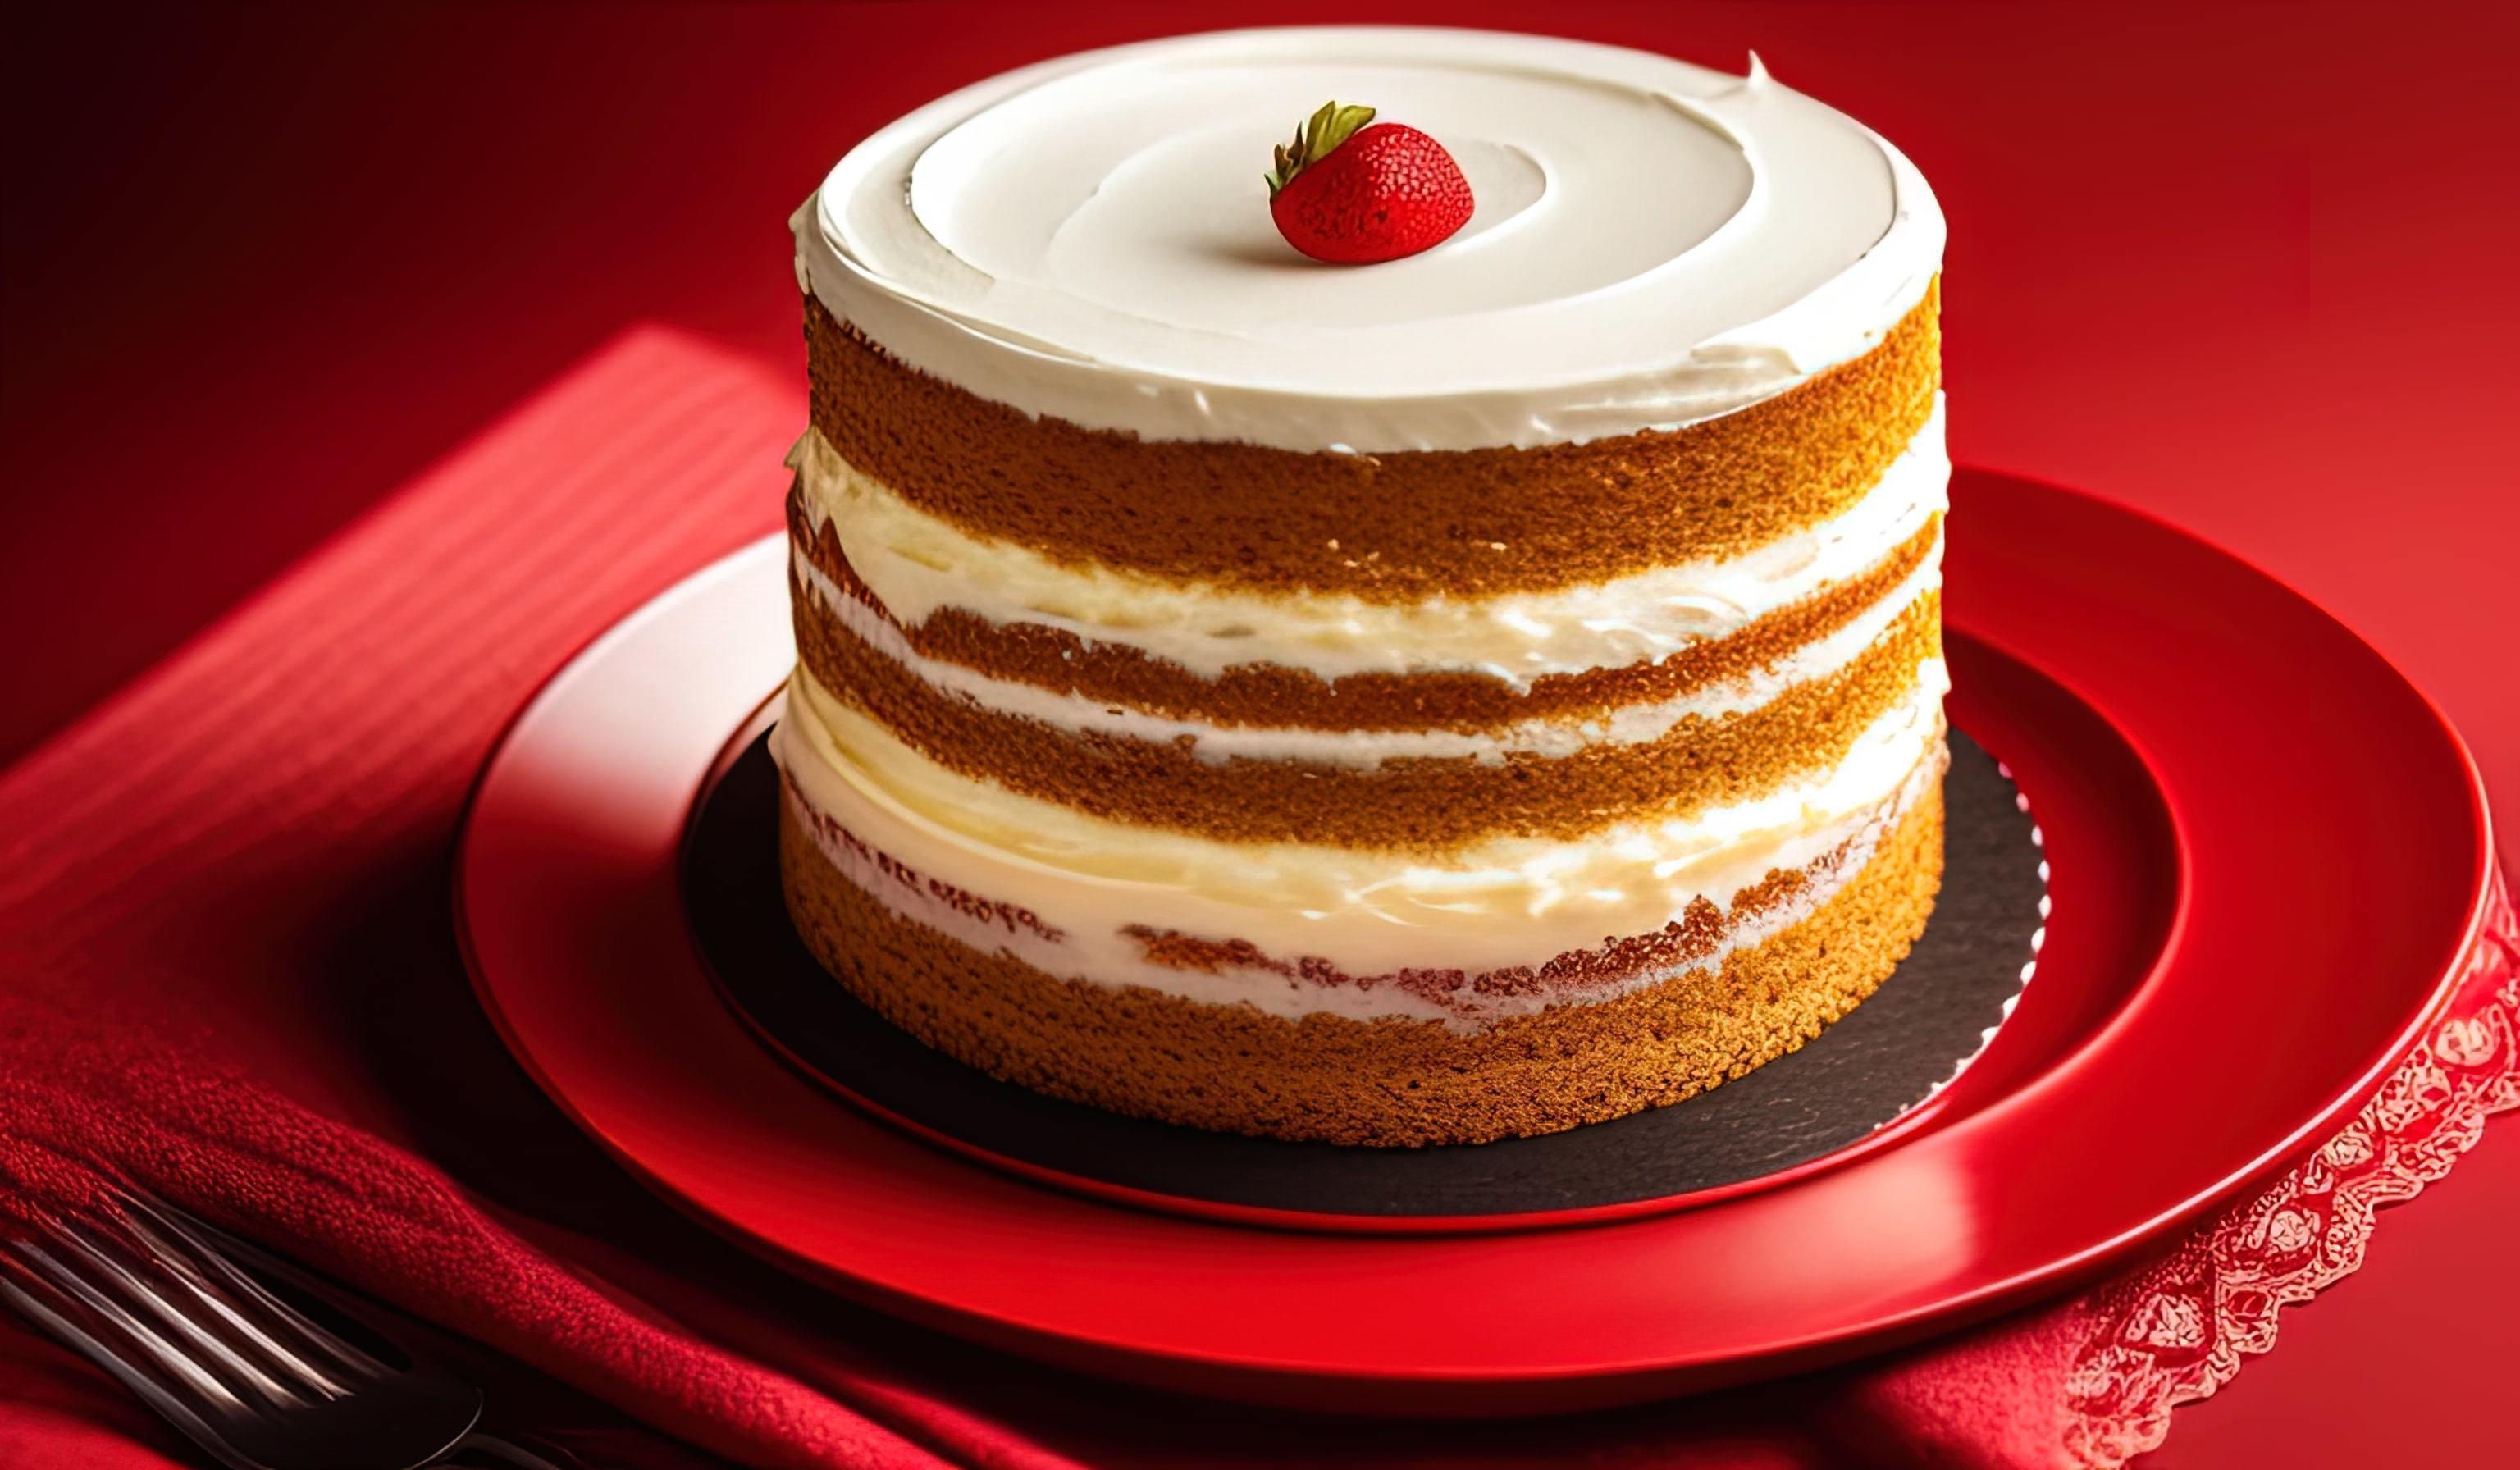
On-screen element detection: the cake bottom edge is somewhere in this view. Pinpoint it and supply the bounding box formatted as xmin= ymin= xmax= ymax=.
xmin=777 ymin=785 xmax=1946 ymax=1148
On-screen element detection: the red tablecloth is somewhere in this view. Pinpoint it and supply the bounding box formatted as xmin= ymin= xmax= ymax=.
xmin=2 ymin=328 xmax=2512 ymax=1470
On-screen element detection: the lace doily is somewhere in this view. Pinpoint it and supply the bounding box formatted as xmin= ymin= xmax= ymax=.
xmin=2061 ymin=873 xmax=2518 ymax=1465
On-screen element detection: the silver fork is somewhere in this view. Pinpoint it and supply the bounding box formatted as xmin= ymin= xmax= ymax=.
xmin=0 ymin=1190 xmax=564 ymax=1470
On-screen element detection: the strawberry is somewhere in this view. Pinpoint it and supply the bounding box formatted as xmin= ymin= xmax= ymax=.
xmin=1265 ymin=101 xmax=1474 ymax=264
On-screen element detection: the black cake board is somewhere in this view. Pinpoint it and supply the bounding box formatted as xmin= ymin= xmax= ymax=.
xmin=683 ymin=729 xmax=2044 ymax=1228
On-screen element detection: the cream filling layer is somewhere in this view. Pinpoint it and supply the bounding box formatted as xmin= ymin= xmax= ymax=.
xmin=771 ymin=658 xmax=1947 ymax=1024
xmin=793 ymin=536 xmax=1939 ymax=766
xmin=791 ymin=395 xmax=1946 ymax=688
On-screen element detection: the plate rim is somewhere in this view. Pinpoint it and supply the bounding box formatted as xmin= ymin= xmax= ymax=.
xmin=453 ymin=472 xmax=2495 ymax=1411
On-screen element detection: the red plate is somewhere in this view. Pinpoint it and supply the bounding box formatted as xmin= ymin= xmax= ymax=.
xmin=455 ymin=470 xmax=2494 ymax=1414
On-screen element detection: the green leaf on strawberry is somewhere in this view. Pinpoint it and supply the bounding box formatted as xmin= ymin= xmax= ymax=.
xmin=1265 ymin=101 xmax=1379 ymax=198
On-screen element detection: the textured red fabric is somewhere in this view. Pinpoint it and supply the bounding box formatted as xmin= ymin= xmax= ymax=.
xmin=1 ymin=329 xmax=2511 ymax=1469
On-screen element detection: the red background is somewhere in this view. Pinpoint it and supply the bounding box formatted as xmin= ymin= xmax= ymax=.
xmin=4 ymin=3 xmax=2514 ymax=1463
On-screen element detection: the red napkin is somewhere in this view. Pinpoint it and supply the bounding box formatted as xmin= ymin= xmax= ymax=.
xmin=2 ymin=327 xmax=2513 ymax=1470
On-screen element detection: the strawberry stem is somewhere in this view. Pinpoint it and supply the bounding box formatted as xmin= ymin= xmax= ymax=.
xmin=1265 ymin=100 xmax=1376 ymax=198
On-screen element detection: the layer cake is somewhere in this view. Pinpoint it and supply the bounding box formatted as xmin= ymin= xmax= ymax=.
xmin=774 ymin=26 xmax=1950 ymax=1146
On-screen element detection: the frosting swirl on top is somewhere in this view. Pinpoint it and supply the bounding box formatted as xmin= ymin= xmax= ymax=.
xmin=795 ymin=25 xmax=1943 ymax=452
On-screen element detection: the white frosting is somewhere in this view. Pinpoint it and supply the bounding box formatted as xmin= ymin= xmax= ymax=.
xmin=791 ymin=395 xmax=1945 ymax=687
xmin=795 ymin=26 xmax=1943 ymax=451
xmin=772 ymin=659 xmax=1947 ymax=1025
xmin=793 ymin=536 xmax=1938 ymax=765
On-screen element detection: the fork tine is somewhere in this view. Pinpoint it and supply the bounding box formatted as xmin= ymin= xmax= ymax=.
xmin=0 ymin=1267 xmax=263 ymax=1470
xmin=78 ymin=1214 xmax=359 ymax=1404
xmin=116 ymin=1197 xmax=386 ymax=1390
xmin=5 ymin=1201 xmax=486 ymax=1470
xmin=8 ymin=1236 xmax=265 ymax=1413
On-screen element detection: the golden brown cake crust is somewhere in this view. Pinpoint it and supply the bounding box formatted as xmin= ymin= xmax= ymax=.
xmin=789 ymin=482 xmax=1942 ymax=736
xmin=804 ymin=279 xmax=1940 ymax=600
xmin=777 ymin=776 xmax=1943 ymax=1147
xmin=794 ymin=570 xmax=1939 ymax=848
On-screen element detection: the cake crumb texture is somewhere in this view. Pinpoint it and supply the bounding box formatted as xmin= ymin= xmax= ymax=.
xmin=789 ymin=483 xmax=1944 ymax=736
xmin=804 ymin=281 xmax=1939 ymax=600
xmin=778 ymin=779 xmax=1944 ymax=1147
xmin=793 ymin=570 xmax=1940 ymax=848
